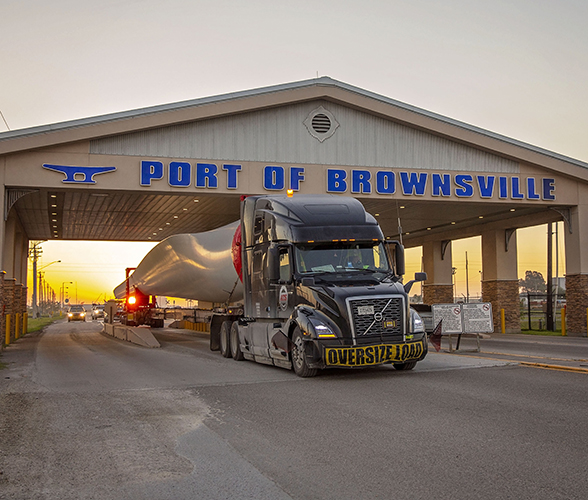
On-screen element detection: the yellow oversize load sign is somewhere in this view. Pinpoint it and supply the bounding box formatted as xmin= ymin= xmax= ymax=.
xmin=325 ymin=341 xmax=425 ymax=367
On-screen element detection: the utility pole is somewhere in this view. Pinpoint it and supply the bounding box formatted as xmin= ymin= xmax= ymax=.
xmin=465 ymin=251 xmax=470 ymax=303
xmin=29 ymin=242 xmax=42 ymax=317
xmin=547 ymin=223 xmax=554 ymax=331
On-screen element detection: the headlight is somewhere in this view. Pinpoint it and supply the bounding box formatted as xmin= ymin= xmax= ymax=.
xmin=309 ymin=318 xmax=337 ymax=338
xmin=410 ymin=309 xmax=425 ymax=333
xmin=68 ymin=313 xmax=73 ymax=317
xmin=81 ymin=312 xmax=86 ymax=317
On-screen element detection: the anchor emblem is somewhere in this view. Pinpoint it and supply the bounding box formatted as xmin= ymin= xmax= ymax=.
xmin=43 ymin=164 xmax=116 ymax=184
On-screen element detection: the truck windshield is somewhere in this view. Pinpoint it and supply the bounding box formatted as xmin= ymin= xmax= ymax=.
xmin=295 ymin=241 xmax=391 ymax=275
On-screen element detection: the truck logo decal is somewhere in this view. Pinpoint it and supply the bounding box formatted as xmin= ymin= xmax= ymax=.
xmin=43 ymin=164 xmax=116 ymax=184
xmin=278 ymin=286 xmax=288 ymax=311
xmin=325 ymin=341 xmax=424 ymax=367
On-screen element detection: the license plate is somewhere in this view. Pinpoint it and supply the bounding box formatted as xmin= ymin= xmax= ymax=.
xmin=325 ymin=341 xmax=425 ymax=367
xmin=357 ymin=305 xmax=374 ymax=315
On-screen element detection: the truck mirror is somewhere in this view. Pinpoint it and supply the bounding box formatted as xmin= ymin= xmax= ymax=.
xmin=414 ymin=272 xmax=427 ymax=282
xmin=395 ymin=243 xmax=405 ymax=276
xmin=267 ymin=246 xmax=280 ymax=283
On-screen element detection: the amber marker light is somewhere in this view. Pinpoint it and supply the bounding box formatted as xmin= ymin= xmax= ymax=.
xmin=287 ymin=189 xmax=294 ymax=197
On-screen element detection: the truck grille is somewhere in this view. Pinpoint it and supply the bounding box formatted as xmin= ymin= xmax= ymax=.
xmin=347 ymin=296 xmax=404 ymax=343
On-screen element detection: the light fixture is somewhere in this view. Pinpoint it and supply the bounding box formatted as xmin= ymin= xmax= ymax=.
xmin=479 ymin=216 xmax=484 ymax=219
xmin=451 ymin=222 xmax=456 ymax=225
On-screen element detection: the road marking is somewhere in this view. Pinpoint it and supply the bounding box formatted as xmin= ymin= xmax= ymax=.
xmin=439 ymin=351 xmax=588 ymax=374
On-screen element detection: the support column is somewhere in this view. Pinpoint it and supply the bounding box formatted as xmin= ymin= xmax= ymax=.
xmin=2 ymin=215 xmax=16 ymax=279
xmin=481 ymin=229 xmax=520 ymax=333
xmin=422 ymin=240 xmax=454 ymax=304
xmin=564 ymin=192 xmax=588 ymax=336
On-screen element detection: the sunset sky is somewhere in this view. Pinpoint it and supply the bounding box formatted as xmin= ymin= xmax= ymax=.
xmin=4 ymin=1 xmax=584 ymax=305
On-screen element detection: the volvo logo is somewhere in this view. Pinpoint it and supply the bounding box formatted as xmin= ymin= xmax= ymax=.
xmin=374 ymin=312 xmax=383 ymax=321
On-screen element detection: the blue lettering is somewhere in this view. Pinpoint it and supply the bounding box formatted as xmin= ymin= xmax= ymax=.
xmin=222 ymin=164 xmax=241 ymax=189
xmin=455 ymin=174 xmax=473 ymax=197
xmin=511 ymin=177 xmax=524 ymax=199
xmin=327 ymin=169 xmax=347 ymax=192
xmin=140 ymin=160 xmax=164 ymax=186
xmin=376 ymin=171 xmax=395 ymax=194
xmin=264 ymin=166 xmax=284 ymax=190
xmin=477 ymin=175 xmax=495 ymax=198
xmin=499 ymin=176 xmax=508 ymax=199
xmin=400 ymin=172 xmax=428 ymax=196
xmin=543 ymin=178 xmax=556 ymax=200
xmin=169 ymin=161 xmax=191 ymax=187
xmin=196 ymin=163 xmax=218 ymax=188
xmin=432 ymin=174 xmax=451 ymax=197
xmin=290 ymin=167 xmax=305 ymax=191
xmin=527 ymin=177 xmax=540 ymax=200
xmin=351 ymin=170 xmax=372 ymax=194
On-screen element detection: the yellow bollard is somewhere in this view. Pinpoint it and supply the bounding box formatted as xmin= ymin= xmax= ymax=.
xmin=23 ymin=313 xmax=28 ymax=335
xmin=561 ymin=308 xmax=566 ymax=336
xmin=15 ymin=313 xmax=20 ymax=340
xmin=500 ymin=308 xmax=505 ymax=334
xmin=4 ymin=314 xmax=10 ymax=345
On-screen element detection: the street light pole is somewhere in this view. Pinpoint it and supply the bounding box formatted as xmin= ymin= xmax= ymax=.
xmin=35 ymin=260 xmax=61 ymax=317
xmin=61 ymin=281 xmax=73 ymax=309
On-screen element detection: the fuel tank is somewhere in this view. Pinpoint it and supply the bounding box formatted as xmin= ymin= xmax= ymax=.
xmin=113 ymin=221 xmax=244 ymax=304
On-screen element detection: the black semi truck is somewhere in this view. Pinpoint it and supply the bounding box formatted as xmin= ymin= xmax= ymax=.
xmin=211 ymin=194 xmax=428 ymax=377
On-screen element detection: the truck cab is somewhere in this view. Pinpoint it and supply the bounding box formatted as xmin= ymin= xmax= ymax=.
xmin=220 ymin=194 xmax=427 ymax=377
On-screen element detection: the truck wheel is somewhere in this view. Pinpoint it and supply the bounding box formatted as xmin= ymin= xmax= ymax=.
xmin=220 ymin=321 xmax=232 ymax=358
xmin=230 ymin=321 xmax=245 ymax=361
xmin=291 ymin=327 xmax=318 ymax=378
xmin=393 ymin=361 xmax=417 ymax=371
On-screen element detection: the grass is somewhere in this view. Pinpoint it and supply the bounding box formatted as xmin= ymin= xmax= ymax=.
xmin=27 ymin=315 xmax=62 ymax=333
xmin=519 ymin=329 xmax=566 ymax=337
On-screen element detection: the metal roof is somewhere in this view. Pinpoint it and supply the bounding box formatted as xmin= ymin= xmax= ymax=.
xmin=2 ymin=77 xmax=588 ymax=171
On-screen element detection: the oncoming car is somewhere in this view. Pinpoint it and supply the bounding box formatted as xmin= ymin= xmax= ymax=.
xmin=91 ymin=304 xmax=105 ymax=320
xmin=67 ymin=305 xmax=86 ymax=322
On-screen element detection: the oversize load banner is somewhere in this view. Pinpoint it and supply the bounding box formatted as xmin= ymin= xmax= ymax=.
xmin=325 ymin=341 xmax=425 ymax=367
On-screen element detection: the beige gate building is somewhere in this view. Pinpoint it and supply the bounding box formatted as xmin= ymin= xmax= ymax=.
xmin=1 ymin=78 xmax=587 ymax=337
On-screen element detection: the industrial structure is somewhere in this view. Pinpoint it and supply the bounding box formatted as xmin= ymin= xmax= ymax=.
xmin=1 ymin=77 xmax=587 ymax=342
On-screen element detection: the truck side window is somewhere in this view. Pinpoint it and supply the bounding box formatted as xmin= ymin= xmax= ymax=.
xmin=279 ymin=248 xmax=291 ymax=282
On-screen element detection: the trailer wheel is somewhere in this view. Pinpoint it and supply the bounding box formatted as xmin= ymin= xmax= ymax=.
xmin=220 ymin=320 xmax=232 ymax=358
xmin=393 ymin=361 xmax=417 ymax=371
xmin=291 ymin=327 xmax=318 ymax=378
xmin=230 ymin=321 xmax=245 ymax=361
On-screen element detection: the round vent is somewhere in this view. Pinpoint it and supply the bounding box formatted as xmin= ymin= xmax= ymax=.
xmin=311 ymin=114 xmax=332 ymax=134
xmin=304 ymin=106 xmax=339 ymax=142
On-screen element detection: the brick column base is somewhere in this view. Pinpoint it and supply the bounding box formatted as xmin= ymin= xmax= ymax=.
xmin=482 ymin=280 xmax=520 ymax=333
xmin=423 ymin=284 xmax=454 ymax=305
xmin=565 ymin=274 xmax=588 ymax=336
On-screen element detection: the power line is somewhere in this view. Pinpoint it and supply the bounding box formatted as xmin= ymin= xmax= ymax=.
xmin=0 ymin=109 xmax=10 ymax=131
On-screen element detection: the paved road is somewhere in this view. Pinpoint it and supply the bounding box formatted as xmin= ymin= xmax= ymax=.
xmin=1 ymin=320 xmax=587 ymax=499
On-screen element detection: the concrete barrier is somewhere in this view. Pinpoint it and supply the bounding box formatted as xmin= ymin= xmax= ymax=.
xmin=103 ymin=323 xmax=160 ymax=348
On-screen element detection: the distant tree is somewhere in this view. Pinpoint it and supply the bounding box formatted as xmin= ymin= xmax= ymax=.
xmin=519 ymin=270 xmax=546 ymax=293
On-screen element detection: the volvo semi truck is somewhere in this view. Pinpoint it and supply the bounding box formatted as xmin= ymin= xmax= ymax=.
xmin=115 ymin=194 xmax=428 ymax=377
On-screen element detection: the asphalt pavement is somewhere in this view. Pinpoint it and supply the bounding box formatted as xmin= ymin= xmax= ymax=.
xmin=1 ymin=320 xmax=587 ymax=499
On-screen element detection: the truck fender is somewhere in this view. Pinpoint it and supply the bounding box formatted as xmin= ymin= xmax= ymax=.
xmin=287 ymin=306 xmax=342 ymax=339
